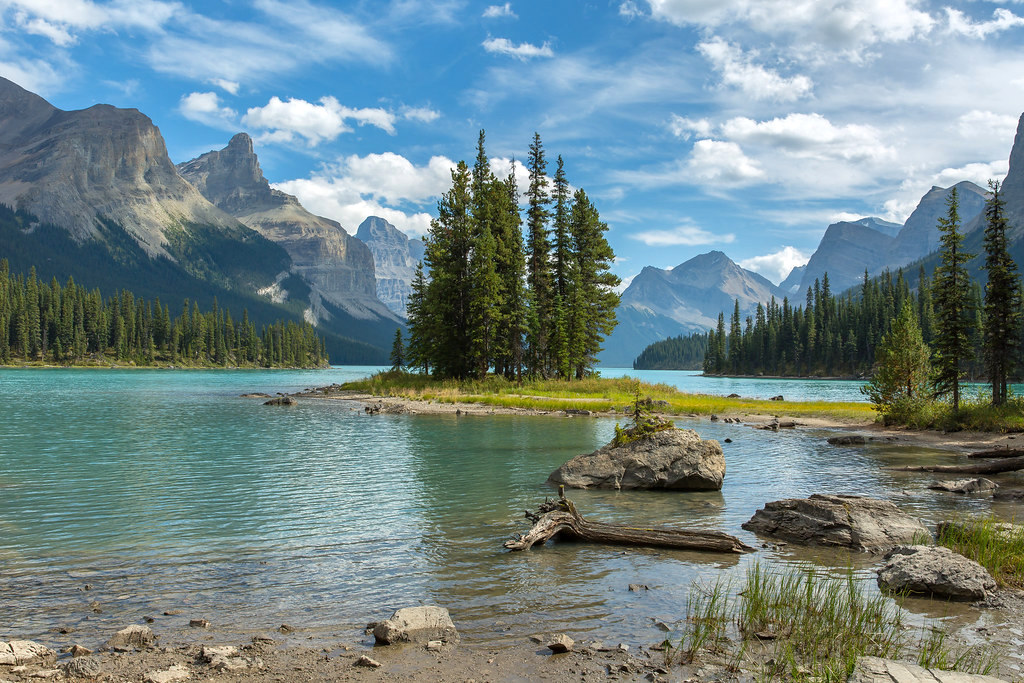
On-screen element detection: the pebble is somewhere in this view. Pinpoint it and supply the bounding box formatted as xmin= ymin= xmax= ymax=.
xmin=354 ymin=655 xmax=382 ymax=668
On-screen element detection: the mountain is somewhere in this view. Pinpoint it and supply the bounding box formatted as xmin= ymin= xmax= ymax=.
xmin=354 ymin=216 xmax=425 ymax=317
xmin=178 ymin=134 xmax=402 ymax=338
xmin=0 ymin=76 xmax=392 ymax=362
xmin=778 ymin=264 xmax=805 ymax=296
xmin=600 ymin=251 xmax=781 ymax=366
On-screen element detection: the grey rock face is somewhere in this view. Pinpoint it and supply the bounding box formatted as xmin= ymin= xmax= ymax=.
xmin=798 ymin=220 xmax=898 ymax=295
xmin=548 ymin=428 xmax=725 ymax=490
xmin=848 ymin=656 xmax=1007 ymax=682
xmin=179 ymin=134 xmax=399 ymax=326
xmin=877 ymin=545 xmax=996 ymax=600
xmin=372 ymin=606 xmax=459 ymax=645
xmin=354 ymin=216 xmax=424 ymax=318
xmin=890 ymin=182 xmax=987 ymax=263
xmin=742 ymin=494 xmax=928 ymax=550
xmin=928 ymin=478 xmax=998 ymax=494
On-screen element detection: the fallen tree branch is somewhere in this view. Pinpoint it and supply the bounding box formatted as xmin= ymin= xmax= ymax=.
xmin=886 ymin=455 xmax=1024 ymax=474
xmin=504 ymin=498 xmax=754 ymax=553
xmin=967 ymin=448 xmax=1024 ymax=459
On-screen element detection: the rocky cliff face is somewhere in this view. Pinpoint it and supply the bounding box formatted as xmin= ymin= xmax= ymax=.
xmin=797 ymin=220 xmax=898 ymax=295
xmin=0 ymin=76 xmax=241 ymax=257
xmin=1001 ymin=113 xmax=1024 ymax=235
xmin=600 ymin=251 xmax=781 ymax=366
xmin=890 ymin=182 xmax=987 ymax=263
xmin=178 ymin=134 xmax=400 ymax=325
xmin=354 ymin=216 xmax=424 ymax=318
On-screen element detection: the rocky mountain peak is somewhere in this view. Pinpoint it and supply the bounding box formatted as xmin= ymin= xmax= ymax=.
xmin=1001 ymin=113 xmax=1024 ymax=231
xmin=176 ymin=132 xmax=270 ymax=214
xmin=354 ymin=216 xmax=425 ymax=317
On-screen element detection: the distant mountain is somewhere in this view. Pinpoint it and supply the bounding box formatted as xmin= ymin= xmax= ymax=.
xmin=0 ymin=76 xmax=393 ymax=362
xmin=778 ymin=264 xmax=805 ymax=296
xmin=354 ymin=216 xmax=424 ymax=318
xmin=178 ymin=134 xmax=403 ymax=343
xmin=600 ymin=251 xmax=781 ymax=366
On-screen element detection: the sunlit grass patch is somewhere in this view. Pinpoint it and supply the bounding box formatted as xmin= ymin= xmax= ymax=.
xmin=936 ymin=515 xmax=1024 ymax=588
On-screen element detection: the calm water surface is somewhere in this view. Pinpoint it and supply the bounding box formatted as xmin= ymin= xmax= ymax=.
xmin=1 ymin=366 xmax=1020 ymax=657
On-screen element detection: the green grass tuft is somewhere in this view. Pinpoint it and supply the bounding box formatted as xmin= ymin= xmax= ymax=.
xmin=936 ymin=515 xmax=1024 ymax=588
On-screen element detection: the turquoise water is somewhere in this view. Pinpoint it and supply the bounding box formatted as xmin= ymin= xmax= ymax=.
xmin=0 ymin=367 xmax=1017 ymax=652
xmin=601 ymin=367 xmax=869 ymax=402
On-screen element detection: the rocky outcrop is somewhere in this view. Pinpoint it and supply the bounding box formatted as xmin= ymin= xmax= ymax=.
xmin=876 ymin=545 xmax=996 ymax=600
xmin=354 ymin=216 xmax=424 ymax=317
xmin=548 ymin=428 xmax=725 ymax=490
xmin=928 ymin=478 xmax=997 ymax=494
xmin=848 ymin=656 xmax=1007 ymax=682
xmin=889 ymin=182 xmax=988 ymax=265
xmin=178 ymin=134 xmax=400 ymax=327
xmin=797 ymin=219 xmax=899 ymax=295
xmin=103 ymin=624 xmax=156 ymax=651
xmin=372 ymin=606 xmax=459 ymax=645
xmin=0 ymin=640 xmax=56 ymax=666
xmin=742 ymin=494 xmax=928 ymax=550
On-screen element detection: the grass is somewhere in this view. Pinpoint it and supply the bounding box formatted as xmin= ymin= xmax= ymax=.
xmin=872 ymin=391 xmax=1024 ymax=432
xmin=936 ymin=515 xmax=1024 ymax=588
xmin=341 ymin=370 xmax=875 ymax=421
xmin=668 ymin=563 xmax=1000 ymax=682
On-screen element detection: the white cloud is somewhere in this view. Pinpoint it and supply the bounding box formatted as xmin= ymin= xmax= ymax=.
xmin=482 ymin=37 xmax=554 ymax=60
xmin=669 ymin=114 xmax=712 ymax=140
xmin=719 ymin=113 xmax=894 ymax=162
xmin=957 ymin=110 xmax=1019 ymax=140
xmin=2 ymin=0 xmax=180 ymax=39
xmin=209 ymin=78 xmax=239 ymax=95
xmin=881 ymin=160 xmax=1009 ymax=224
xmin=738 ymin=246 xmax=810 ymax=285
xmin=179 ymin=91 xmax=237 ymax=129
xmin=630 ymin=220 xmax=736 ymax=246
xmin=482 ymin=3 xmax=516 ymax=19
xmin=697 ymin=37 xmax=812 ymax=102
xmin=242 ymin=96 xmax=397 ymax=146
xmin=401 ymin=105 xmax=441 ymax=123
xmin=14 ymin=13 xmax=76 ymax=46
xmin=946 ymin=7 xmax=1024 ymax=39
xmin=688 ymin=139 xmax=764 ymax=184
xmin=619 ymin=1 xmax=642 ymax=19
xmin=0 ymin=56 xmax=64 ymax=95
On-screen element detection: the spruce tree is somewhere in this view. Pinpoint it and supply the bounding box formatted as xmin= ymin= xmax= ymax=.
xmin=863 ymin=301 xmax=931 ymax=421
xmin=390 ymin=328 xmax=405 ymax=371
xmin=931 ymin=187 xmax=974 ymax=412
xmin=981 ymin=180 xmax=1021 ymax=405
xmin=524 ymin=132 xmax=552 ymax=376
xmin=494 ymin=164 xmax=526 ymax=380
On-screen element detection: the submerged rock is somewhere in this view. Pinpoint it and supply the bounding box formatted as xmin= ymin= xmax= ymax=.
xmin=372 ymin=606 xmax=459 ymax=645
xmin=848 ymin=655 xmax=1007 ymax=682
xmin=928 ymin=478 xmax=998 ymax=494
xmin=877 ymin=545 xmax=996 ymax=600
xmin=827 ymin=435 xmax=866 ymax=445
xmin=742 ymin=494 xmax=928 ymax=550
xmin=263 ymin=396 xmax=295 ymax=406
xmin=548 ymin=428 xmax=725 ymax=491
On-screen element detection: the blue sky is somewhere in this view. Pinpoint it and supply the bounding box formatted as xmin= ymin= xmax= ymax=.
xmin=2 ymin=0 xmax=1023 ymax=288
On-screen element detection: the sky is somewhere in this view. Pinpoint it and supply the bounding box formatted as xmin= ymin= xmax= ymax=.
xmin=1 ymin=0 xmax=1023 ymax=289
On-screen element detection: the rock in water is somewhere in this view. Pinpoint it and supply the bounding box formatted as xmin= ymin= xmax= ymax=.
xmin=742 ymin=494 xmax=928 ymax=550
xmin=548 ymin=428 xmax=725 ymax=491
xmin=928 ymin=478 xmax=997 ymax=494
xmin=848 ymin=655 xmax=1007 ymax=682
xmin=877 ymin=546 xmax=996 ymax=600
xmin=372 ymin=606 xmax=459 ymax=645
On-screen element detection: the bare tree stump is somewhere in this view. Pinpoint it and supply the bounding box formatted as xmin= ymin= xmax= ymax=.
xmin=504 ymin=497 xmax=754 ymax=553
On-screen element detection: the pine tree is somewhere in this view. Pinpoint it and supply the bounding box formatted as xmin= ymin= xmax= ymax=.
xmin=863 ymin=302 xmax=931 ymax=422
xmin=524 ymin=132 xmax=552 ymax=376
xmin=931 ymin=187 xmax=975 ymax=412
xmin=981 ymin=180 xmax=1021 ymax=406
xmin=390 ymin=328 xmax=405 ymax=371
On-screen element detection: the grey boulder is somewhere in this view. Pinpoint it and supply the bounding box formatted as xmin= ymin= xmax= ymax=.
xmin=742 ymin=494 xmax=928 ymax=550
xmin=848 ymin=656 xmax=1007 ymax=682
xmin=928 ymin=478 xmax=997 ymax=494
xmin=103 ymin=624 xmax=156 ymax=651
xmin=548 ymin=428 xmax=725 ymax=490
xmin=372 ymin=606 xmax=459 ymax=645
xmin=0 ymin=640 xmax=56 ymax=666
xmin=877 ymin=545 xmax=996 ymax=600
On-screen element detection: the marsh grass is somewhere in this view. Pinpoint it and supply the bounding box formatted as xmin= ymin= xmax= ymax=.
xmin=341 ymin=371 xmax=873 ymax=420
xmin=936 ymin=515 xmax=1024 ymax=588
xmin=673 ymin=563 xmax=999 ymax=681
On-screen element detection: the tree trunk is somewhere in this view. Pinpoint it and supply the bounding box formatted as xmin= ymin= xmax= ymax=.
xmin=967 ymin=448 xmax=1024 ymax=459
xmin=887 ymin=455 xmax=1024 ymax=474
xmin=504 ymin=498 xmax=754 ymax=553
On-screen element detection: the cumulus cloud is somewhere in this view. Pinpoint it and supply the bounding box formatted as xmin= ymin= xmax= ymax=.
xmin=179 ymin=91 xmax=238 ymax=129
xmin=738 ymin=246 xmax=810 ymax=285
xmin=719 ymin=113 xmax=894 ymax=162
xmin=688 ymin=139 xmax=764 ymax=184
xmin=400 ymin=105 xmax=441 ymax=123
xmin=669 ymin=114 xmax=712 ymax=140
xmin=482 ymin=3 xmax=516 ymax=19
xmin=209 ymin=78 xmax=239 ymax=95
xmin=242 ymin=96 xmax=396 ymax=146
xmin=697 ymin=37 xmax=812 ymax=102
xmin=946 ymin=7 xmax=1024 ymax=39
xmin=629 ymin=220 xmax=736 ymax=246
xmin=482 ymin=37 xmax=554 ymax=60
xmin=881 ymin=160 xmax=1008 ymax=223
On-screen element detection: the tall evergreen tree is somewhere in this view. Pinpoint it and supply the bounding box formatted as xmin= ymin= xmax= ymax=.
xmin=493 ymin=163 xmax=526 ymax=380
xmin=931 ymin=187 xmax=975 ymax=412
xmin=524 ymin=132 xmax=552 ymax=376
xmin=863 ymin=301 xmax=931 ymax=421
xmin=981 ymin=179 xmax=1021 ymax=406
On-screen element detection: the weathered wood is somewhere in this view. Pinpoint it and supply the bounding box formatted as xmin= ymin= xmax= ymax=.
xmin=504 ymin=498 xmax=754 ymax=553
xmin=967 ymin=448 xmax=1024 ymax=459
xmin=887 ymin=455 xmax=1024 ymax=474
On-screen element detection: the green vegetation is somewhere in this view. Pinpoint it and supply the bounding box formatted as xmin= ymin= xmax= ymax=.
xmin=861 ymin=302 xmax=932 ymax=424
xmin=981 ymin=180 xmax=1021 ymax=406
xmin=611 ymin=380 xmax=675 ymax=446
xmin=341 ymin=371 xmax=873 ymax=420
xmin=632 ymin=330 xmax=708 ymax=370
xmin=669 ymin=563 xmax=999 ymax=681
xmin=407 ymin=130 xmax=619 ymax=380
xmin=0 ymin=259 xmax=327 ymax=367
xmin=937 ymin=516 xmax=1024 ymax=588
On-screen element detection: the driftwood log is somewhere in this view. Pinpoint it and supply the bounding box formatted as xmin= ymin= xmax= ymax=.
xmin=504 ymin=494 xmax=754 ymax=553
xmin=967 ymin=448 xmax=1024 ymax=459
xmin=886 ymin=455 xmax=1024 ymax=474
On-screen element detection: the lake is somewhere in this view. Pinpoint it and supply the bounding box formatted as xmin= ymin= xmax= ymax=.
xmin=0 ymin=366 xmax=1019 ymax=660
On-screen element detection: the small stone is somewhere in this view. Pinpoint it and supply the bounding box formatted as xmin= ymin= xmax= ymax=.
xmin=188 ymin=619 xmax=210 ymax=629
xmin=723 ymin=438 xmax=732 ymax=443
xmin=27 ymin=669 xmax=61 ymax=679
xmin=653 ymin=620 xmax=671 ymax=632
xmin=547 ymin=634 xmax=574 ymax=654
xmin=372 ymin=606 xmax=459 ymax=645
xmin=103 ymin=625 xmax=156 ymax=651
xmin=144 ymin=664 xmax=191 ymax=683
xmin=425 ymin=640 xmax=443 ymax=651
xmin=163 ymin=610 xmax=181 ymax=616
xmin=89 ymin=601 xmax=102 ymax=613
xmin=827 ymin=434 xmax=866 ymax=445
xmin=67 ymin=645 xmax=92 ymax=657
xmin=278 ymin=624 xmax=294 ymax=634
xmin=710 ymin=414 xmax=719 ymax=422
xmin=64 ymin=657 xmax=101 ymax=679
xmin=354 ymin=655 xmax=382 ymax=668
xmin=628 ymin=583 xmax=649 ymax=592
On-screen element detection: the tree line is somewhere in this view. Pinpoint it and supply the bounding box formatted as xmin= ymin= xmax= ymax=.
xmin=0 ymin=259 xmax=328 ymax=367
xmin=406 ymin=131 xmax=619 ymax=380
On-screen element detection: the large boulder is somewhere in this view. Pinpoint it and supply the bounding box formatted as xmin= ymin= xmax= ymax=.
xmin=548 ymin=428 xmax=725 ymax=490
xmin=848 ymin=655 xmax=1007 ymax=682
xmin=928 ymin=478 xmax=997 ymax=494
xmin=742 ymin=494 xmax=928 ymax=550
xmin=372 ymin=606 xmax=459 ymax=645
xmin=0 ymin=640 xmax=56 ymax=666
xmin=103 ymin=625 xmax=156 ymax=651
xmin=877 ymin=546 xmax=996 ymax=600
